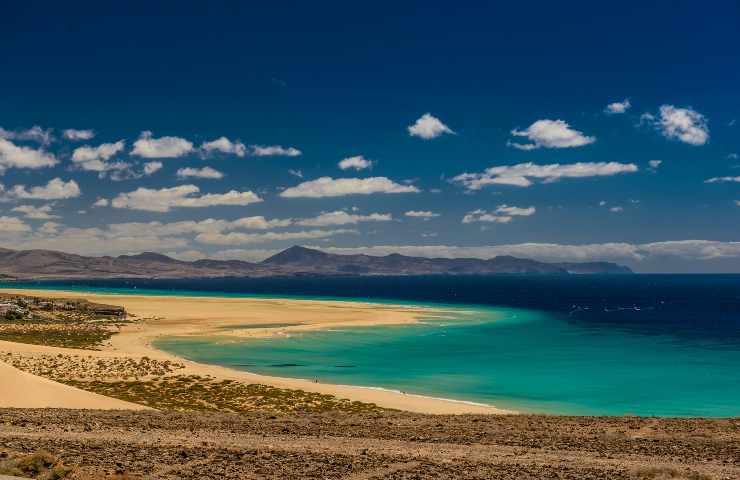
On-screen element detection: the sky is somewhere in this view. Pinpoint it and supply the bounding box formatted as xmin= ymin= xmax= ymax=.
xmin=1 ymin=1 xmax=739 ymax=272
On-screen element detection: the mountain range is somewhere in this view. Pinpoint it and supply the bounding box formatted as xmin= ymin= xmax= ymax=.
xmin=0 ymin=245 xmax=632 ymax=280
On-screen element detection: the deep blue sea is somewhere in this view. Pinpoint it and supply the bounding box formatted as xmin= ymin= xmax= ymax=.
xmin=5 ymin=275 xmax=740 ymax=417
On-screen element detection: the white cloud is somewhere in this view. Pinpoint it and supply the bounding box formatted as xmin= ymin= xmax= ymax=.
xmin=462 ymin=205 xmax=535 ymax=224
xmin=201 ymin=137 xmax=246 ymax=157
xmin=71 ymin=140 xmax=127 ymax=173
xmin=452 ymin=161 xmax=638 ymax=190
xmin=131 ymin=131 xmax=194 ymax=158
xmin=705 ymin=176 xmax=740 ymax=183
xmin=407 ymin=113 xmax=455 ymax=140
xmin=195 ymin=229 xmax=356 ymax=246
xmin=38 ymin=221 xmax=62 ymax=235
xmin=338 ymin=155 xmax=373 ymax=171
xmin=288 ymin=169 xmax=303 ymax=178
xmin=495 ymin=205 xmax=536 ymax=217
xmin=280 ymin=176 xmax=420 ymax=198
xmin=644 ymin=105 xmax=710 ymax=146
xmin=231 ymin=216 xmax=294 ymax=230
xmin=610 ymin=206 xmax=624 ymax=213
xmin=143 ymin=161 xmax=163 ymax=176
xmin=250 ymin=145 xmax=302 ymax=157
xmin=462 ymin=209 xmax=512 ymax=224
xmin=297 ymin=211 xmax=392 ymax=227
xmin=110 ymin=184 xmax=262 ymax=212
xmin=176 ymin=167 xmax=224 ymax=179
xmin=0 ymin=216 xmax=31 ymax=233
xmin=404 ymin=210 xmax=440 ymax=219
xmin=509 ymin=119 xmax=595 ymax=150
xmin=11 ymin=204 xmax=58 ymax=220
xmin=648 ymin=159 xmax=662 ymax=171
xmin=92 ymin=198 xmax=109 ymax=207
xmin=2 ymin=226 xmax=190 ymax=256
xmin=63 ymin=129 xmax=95 ymax=141
xmin=0 ymin=138 xmax=58 ymax=173
xmin=310 ymin=240 xmax=740 ymax=264
xmin=604 ymin=99 xmax=631 ymax=114
xmin=0 ymin=126 xmax=54 ymax=145
xmin=7 ymin=178 xmax=81 ymax=200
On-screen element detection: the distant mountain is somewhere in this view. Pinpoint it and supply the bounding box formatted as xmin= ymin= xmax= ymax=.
xmin=0 ymin=245 xmax=632 ymax=280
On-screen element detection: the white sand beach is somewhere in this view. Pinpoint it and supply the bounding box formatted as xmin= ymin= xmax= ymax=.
xmin=0 ymin=288 xmax=512 ymax=414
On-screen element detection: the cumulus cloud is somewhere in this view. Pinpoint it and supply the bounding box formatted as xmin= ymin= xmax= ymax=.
xmin=288 ymin=169 xmax=303 ymax=178
xmin=462 ymin=205 xmax=535 ymax=224
xmin=705 ymin=176 xmax=740 ymax=183
xmin=250 ymin=145 xmax=302 ymax=157
xmin=1 ymin=225 xmax=190 ymax=256
xmin=0 ymin=138 xmax=58 ymax=173
xmin=495 ymin=205 xmax=536 ymax=216
xmin=11 ymin=204 xmax=58 ymax=220
xmin=452 ymin=161 xmax=638 ymax=190
xmin=6 ymin=178 xmax=81 ymax=200
xmin=462 ymin=209 xmax=512 ymax=224
xmin=63 ymin=129 xmax=95 ymax=141
xmin=604 ymin=99 xmax=631 ymax=114
xmin=195 ymin=229 xmax=356 ymax=246
xmin=131 ymin=131 xmax=194 ymax=158
xmin=297 ymin=211 xmax=392 ymax=227
xmin=0 ymin=216 xmax=31 ymax=233
xmin=0 ymin=126 xmax=54 ymax=145
xmin=71 ymin=140 xmax=127 ymax=174
xmin=648 ymin=160 xmax=662 ymax=171
xmin=231 ymin=216 xmax=294 ymax=230
xmin=643 ymin=105 xmax=709 ymax=146
xmin=109 ymin=184 xmax=262 ymax=212
xmin=201 ymin=137 xmax=246 ymax=157
xmin=143 ymin=161 xmax=163 ymax=176
xmin=508 ymin=119 xmax=595 ymax=150
xmin=92 ymin=198 xmax=109 ymax=207
xmin=176 ymin=167 xmax=224 ymax=179
xmin=404 ymin=210 xmax=440 ymax=219
xmin=338 ymin=155 xmax=373 ymax=171
xmin=280 ymin=177 xmax=420 ymax=198
xmin=407 ymin=113 xmax=455 ymax=140
xmin=610 ymin=206 xmax=624 ymax=213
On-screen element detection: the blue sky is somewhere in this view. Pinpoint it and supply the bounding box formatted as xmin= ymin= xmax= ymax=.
xmin=1 ymin=1 xmax=739 ymax=272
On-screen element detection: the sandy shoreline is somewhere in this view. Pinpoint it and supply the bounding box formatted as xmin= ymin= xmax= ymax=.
xmin=0 ymin=287 xmax=512 ymax=414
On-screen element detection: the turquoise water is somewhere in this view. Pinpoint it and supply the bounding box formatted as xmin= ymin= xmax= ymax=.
xmin=6 ymin=277 xmax=740 ymax=417
xmin=156 ymin=305 xmax=740 ymax=417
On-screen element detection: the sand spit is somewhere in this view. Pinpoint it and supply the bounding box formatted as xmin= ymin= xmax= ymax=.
xmin=0 ymin=288 xmax=509 ymax=414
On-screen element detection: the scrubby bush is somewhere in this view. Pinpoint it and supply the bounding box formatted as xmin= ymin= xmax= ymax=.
xmin=0 ymin=449 xmax=73 ymax=479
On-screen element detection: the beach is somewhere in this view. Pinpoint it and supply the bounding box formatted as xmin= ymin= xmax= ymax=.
xmin=0 ymin=287 xmax=509 ymax=415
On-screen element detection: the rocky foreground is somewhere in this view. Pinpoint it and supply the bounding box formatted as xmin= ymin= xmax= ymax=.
xmin=0 ymin=409 xmax=738 ymax=479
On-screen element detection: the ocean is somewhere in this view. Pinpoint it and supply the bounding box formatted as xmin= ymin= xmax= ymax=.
xmin=6 ymin=274 xmax=740 ymax=417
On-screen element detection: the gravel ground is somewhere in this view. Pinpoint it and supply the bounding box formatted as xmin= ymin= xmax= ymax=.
xmin=0 ymin=409 xmax=738 ymax=479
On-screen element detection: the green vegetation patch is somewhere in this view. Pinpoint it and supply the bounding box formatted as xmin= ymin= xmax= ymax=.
xmin=64 ymin=375 xmax=388 ymax=414
xmin=0 ymin=324 xmax=115 ymax=350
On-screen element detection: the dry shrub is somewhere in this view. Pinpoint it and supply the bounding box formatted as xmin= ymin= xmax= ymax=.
xmin=0 ymin=449 xmax=73 ymax=479
xmin=632 ymin=466 xmax=713 ymax=480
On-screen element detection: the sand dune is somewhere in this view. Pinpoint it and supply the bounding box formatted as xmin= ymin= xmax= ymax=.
xmin=0 ymin=359 xmax=147 ymax=410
